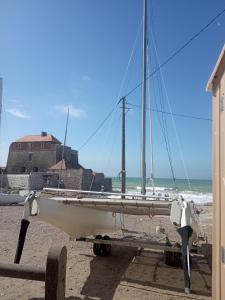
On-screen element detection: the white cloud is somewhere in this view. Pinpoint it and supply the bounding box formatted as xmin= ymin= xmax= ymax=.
xmin=82 ymin=75 xmax=91 ymax=81
xmin=7 ymin=99 xmax=24 ymax=107
xmin=6 ymin=108 xmax=31 ymax=119
xmin=55 ymin=104 xmax=86 ymax=118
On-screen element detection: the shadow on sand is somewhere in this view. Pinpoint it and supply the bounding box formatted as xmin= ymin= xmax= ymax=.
xmin=30 ymin=244 xmax=212 ymax=300
xmin=78 ymin=244 xmax=212 ymax=299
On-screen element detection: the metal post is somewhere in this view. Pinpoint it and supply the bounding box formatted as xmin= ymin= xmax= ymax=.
xmin=141 ymin=0 xmax=147 ymax=195
xmin=121 ymin=97 xmax=126 ymax=198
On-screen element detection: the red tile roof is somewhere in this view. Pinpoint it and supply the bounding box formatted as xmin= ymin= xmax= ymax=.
xmin=15 ymin=134 xmax=61 ymax=144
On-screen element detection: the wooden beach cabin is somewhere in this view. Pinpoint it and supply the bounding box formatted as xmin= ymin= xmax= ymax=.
xmin=207 ymin=44 xmax=225 ymax=300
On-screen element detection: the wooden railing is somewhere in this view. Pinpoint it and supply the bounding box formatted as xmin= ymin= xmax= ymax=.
xmin=0 ymin=245 xmax=67 ymax=300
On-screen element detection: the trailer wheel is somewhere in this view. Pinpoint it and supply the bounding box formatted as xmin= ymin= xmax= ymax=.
xmin=93 ymin=235 xmax=103 ymax=256
xmin=164 ymin=251 xmax=181 ymax=267
xmin=101 ymin=235 xmax=112 ymax=256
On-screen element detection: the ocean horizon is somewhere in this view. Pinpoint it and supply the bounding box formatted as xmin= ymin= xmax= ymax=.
xmin=112 ymin=177 xmax=212 ymax=204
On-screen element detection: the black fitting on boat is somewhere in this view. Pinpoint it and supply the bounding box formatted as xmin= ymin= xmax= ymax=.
xmin=177 ymin=225 xmax=193 ymax=294
xmin=14 ymin=219 xmax=30 ymax=264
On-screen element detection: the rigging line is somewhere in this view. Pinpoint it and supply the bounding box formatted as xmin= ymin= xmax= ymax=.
xmin=117 ymin=17 xmax=143 ymax=100
xmin=125 ymin=102 xmax=211 ymax=121
xmin=150 ymin=54 xmax=176 ymax=184
xmin=78 ymin=17 xmax=143 ymax=152
xmin=104 ymin=113 xmax=121 ymax=173
xmin=151 ymin=21 xmax=192 ymax=190
xmin=125 ymin=7 xmax=225 ymax=98
xmin=157 ymin=77 xmax=176 ymax=184
xmin=155 ymin=54 xmax=174 ymax=171
xmin=147 ymin=47 xmax=155 ymax=193
xmin=78 ymin=105 xmax=119 ymax=151
xmin=100 ymin=101 xmax=119 ymax=157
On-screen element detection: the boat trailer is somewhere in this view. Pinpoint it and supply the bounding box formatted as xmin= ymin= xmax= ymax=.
xmin=14 ymin=190 xmax=209 ymax=295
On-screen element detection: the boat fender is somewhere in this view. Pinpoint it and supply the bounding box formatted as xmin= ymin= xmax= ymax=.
xmin=170 ymin=200 xmax=182 ymax=226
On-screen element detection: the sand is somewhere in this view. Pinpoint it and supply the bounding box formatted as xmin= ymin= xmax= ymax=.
xmin=0 ymin=205 xmax=212 ymax=300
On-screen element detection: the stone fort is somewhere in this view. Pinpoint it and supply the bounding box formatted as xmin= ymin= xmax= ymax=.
xmin=2 ymin=132 xmax=111 ymax=191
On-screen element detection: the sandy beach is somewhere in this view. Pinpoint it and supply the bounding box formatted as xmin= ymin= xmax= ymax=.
xmin=0 ymin=205 xmax=212 ymax=300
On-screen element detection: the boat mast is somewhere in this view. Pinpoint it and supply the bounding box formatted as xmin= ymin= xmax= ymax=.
xmin=141 ymin=0 xmax=147 ymax=195
xmin=121 ymin=97 xmax=126 ymax=198
xmin=58 ymin=107 xmax=70 ymax=188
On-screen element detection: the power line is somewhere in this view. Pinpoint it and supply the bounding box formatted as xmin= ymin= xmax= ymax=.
xmin=125 ymin=7 xmax=225 ymax=98
xmin=78 ymin=6 xmax=220 ymax=151
xmin=78 ymin=104 xmax=119 ymax=151
xmin=126 ymin=101 xmax=212 ymax=121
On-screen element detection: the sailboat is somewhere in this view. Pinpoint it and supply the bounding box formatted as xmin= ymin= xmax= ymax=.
xmin=14 ymin=1 xmax=203 ymax=294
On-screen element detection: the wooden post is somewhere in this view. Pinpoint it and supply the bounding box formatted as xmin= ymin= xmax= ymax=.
xmin=0 ymin=245 xmax=67 ymax=300
xmin=45 ymin=246 xmax=67 ymax=300
xmin=0 ymin=263 xmax=45 ymax=281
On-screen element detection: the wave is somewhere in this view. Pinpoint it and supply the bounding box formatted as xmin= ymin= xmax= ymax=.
xmin=125 ymin=186 xmax=213 ymax=204
xmin=136 ymin=186 xmax=174 ymax=191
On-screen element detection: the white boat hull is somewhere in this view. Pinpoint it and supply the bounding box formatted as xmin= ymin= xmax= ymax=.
xmin=35 ymin=198 xmax=122 ymax=238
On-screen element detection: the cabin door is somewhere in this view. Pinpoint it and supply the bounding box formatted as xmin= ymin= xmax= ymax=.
xmin=220 ymin=77 xmax=225 ymax=298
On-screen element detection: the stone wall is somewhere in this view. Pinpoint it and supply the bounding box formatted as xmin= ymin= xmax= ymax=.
xmin=0 ymin=170 xmax=111 ymax=192
xmin=30 ymin=172 xmax=59 ymax=190
xmin=0 ymin=174 xmax=30 ymax=190
xmin=61 ymin=169 xmax=112 ymax=191
xmin=103 ymin=178 xmax=112 ymax=192
xmin=61 ymin=169 xmax=83 ymax=190
xmin=0 ymin=173 xmax=59 ymax=190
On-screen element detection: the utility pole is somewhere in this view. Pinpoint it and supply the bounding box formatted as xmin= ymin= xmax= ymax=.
xmin=141 ymin=0 xmax=147 ymax=195
xmin=121 ymin=97 xmax=126 ymax=198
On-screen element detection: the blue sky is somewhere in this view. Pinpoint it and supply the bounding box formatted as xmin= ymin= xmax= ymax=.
xmin=0 ymin=0 xmax=224 ymax=179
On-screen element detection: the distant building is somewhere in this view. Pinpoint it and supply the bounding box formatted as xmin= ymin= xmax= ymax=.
xmin=6 ymin=131 xmax=78 ymax=174
xmin=4 ymin=131 xmax=112 ymax=191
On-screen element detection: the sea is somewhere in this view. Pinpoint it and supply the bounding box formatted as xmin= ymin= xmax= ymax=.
xmin=112 ymin=177 xmax=212 ymax=204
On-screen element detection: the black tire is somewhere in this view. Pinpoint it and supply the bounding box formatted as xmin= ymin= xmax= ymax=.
xmin=101 ymin=235 xmax=112 ymax=256
xmin=93 ymin=235 xmax=102 ymax=256
xmin=164 ymin=251 xmax=182 ymax=267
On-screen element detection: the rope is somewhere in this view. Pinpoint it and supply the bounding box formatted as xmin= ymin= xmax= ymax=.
xmin=89 ymin=173 xmax=95 ymax=191
xmin=151 ymin=22 xmax=192 ymax=190
xmin=125 ymin=7 xmax=225 ymax=99
xmin=117 ymin=17 xmax=143 ymax=99
xmin=147 ymin=46 xmax=155 ymax=194
xmin=151 ymin=44 xmax=176 ymax=185
xmin=104 ymin=113 xmax=121 ymax=173
xmin=125 ymin=102 xmax=211 ymax=121
xmin=78 ymin=15 xmax=143 ymax=152
xmin=78 ymin=105 xmax=118 ymax=151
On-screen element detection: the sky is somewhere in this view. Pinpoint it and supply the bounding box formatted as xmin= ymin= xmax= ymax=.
xmin=0 ymin=0 xmax=224 ymax=180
